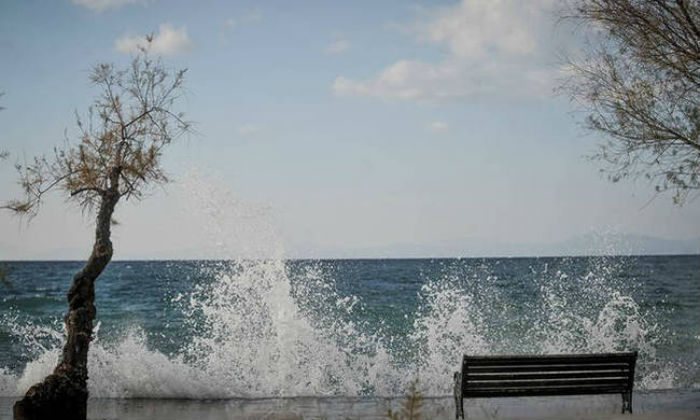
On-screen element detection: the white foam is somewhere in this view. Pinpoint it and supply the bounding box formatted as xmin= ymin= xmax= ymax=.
xmin=0 ymin=175 xmax=680 ymax=398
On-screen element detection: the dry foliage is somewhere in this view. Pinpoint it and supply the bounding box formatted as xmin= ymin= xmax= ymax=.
xmin=3 ymin=50 xmax=189 ymax=217
xmin=387 ymin=378 xmax=423 ymax=420
xmin=561 ymin=0 xmax=700 ymax=204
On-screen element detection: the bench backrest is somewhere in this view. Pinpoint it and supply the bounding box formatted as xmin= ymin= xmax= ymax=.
xmin=461 ymin=352 xmax=637 ymax=398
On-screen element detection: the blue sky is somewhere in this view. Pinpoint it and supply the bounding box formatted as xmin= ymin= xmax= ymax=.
xmin=1 ymin=0 xmax=698 ymax=259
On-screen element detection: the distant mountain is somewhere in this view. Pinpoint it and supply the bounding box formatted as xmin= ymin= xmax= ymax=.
xmin=288 ymin=233 xmax=700 ymax=259
xmin=4 ymin=233 xmax=697 ymax=261
xmin=549 ymin=233 xmax=700 ymax=257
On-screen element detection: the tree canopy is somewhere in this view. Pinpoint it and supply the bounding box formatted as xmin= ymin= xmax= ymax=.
xmin=4 ymin=53 xmax=189 ymax=217
xmin=561 ymin=0 xmax=700 ymax=204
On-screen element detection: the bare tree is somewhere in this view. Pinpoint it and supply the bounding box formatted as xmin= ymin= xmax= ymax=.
xmin=560 ymin=0 xmax=700 ymax=204
xmin=6 ymin=49 xmax=189 ymax=420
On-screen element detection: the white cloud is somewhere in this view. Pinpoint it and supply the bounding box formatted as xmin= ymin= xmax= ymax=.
xmin=429 ymin=121 xmax=449 ymax=132
xmin=236 ymin=124 xmax=264 ymax=136
xmin=333 ymin=0 xmax=558 ymax=102
xmin=415 ymin=0 xmax=541 ymax=59
xmin=72 ymin=0 xmax=145 ymax=12
xmin=221 ymin=10 xmax=263 ymax=45
xmin=115 ymin=23 xmax=194 ymax=56
xmin=324 ymin=38 xmax=350 ymax=55
xmin=224 ymin=10 xmax=263 ymax=29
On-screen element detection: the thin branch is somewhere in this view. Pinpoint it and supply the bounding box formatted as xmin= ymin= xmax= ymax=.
xmin=70 ymin=187 xmax=105 ymax=197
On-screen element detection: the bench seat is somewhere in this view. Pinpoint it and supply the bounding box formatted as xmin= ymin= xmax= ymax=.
xmin=453 ymin=352 xmax=638 ymax=419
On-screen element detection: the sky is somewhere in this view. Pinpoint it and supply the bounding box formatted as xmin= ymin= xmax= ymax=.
xmin=0 ymin=0 xmax=698 ymax=260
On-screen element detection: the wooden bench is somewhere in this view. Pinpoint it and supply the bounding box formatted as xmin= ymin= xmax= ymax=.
xmin=453 ymin=352 xmax=637 ymax=419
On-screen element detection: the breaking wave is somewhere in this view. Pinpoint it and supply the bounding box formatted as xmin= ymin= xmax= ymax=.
xmin=0 ymin=177 xmax=683 ymax=398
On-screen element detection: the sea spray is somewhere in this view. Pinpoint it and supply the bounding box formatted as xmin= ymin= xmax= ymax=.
xmin=180 ymin=258 xmax=397 ymax=397
xmin=406 ymin=256 xmax=674 ymax=394
xmin=529 ymin=257 xmax=669 ymax=387
xmin=409 ymin=276 xmax=489 ymax=394
xmin=0 ymin=175 xmax=692 ymax=398
xmin=0 ymin=257 xmax=686 ymax=398
xmin=177 ymin=175 xmax=402 ymax=396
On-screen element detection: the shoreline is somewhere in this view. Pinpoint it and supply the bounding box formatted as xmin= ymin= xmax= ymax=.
xmin=3 ymin=254 xmax=700 ymax=263
xmin=2 ymin=390 xmax=699 ymax=420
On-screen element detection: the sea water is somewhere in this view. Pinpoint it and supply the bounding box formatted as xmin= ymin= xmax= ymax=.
xmin=0 ymin=178 xmax=698 ymax=418
xmin=0 ymin=256 xmax=698 ymax=411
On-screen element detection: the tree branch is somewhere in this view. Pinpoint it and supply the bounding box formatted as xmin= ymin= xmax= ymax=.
xmin=70 ymin=187 xmax=105 ymax=197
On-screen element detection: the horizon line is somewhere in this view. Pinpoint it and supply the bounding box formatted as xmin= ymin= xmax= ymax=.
xmin=2 ymin=252 xmax=699 ymax=263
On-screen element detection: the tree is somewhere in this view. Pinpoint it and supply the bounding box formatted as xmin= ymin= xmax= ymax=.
xmin=560 ymin=0 xmax=700 ymax=204
xmin=5 ymin=49 xmax=189 ymax=420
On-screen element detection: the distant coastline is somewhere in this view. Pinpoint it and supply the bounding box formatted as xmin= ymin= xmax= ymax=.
xmin=2 ymin=253 xmax=699 ymax=263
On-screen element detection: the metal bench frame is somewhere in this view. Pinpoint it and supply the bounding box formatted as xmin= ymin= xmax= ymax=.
xmin=453 ymin=352 xmax=637 ymax=419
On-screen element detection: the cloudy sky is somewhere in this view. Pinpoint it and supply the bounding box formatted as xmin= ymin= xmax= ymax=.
xmin=0 ymin=0 xmax=698 ymax=259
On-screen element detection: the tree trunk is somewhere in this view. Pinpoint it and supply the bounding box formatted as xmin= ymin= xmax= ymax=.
xmin=14 ymin=187 xmax=119 ymax=420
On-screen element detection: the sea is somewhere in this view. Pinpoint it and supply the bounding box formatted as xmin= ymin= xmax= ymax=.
xmin=0 ymin=255 xmax=698 ymax=419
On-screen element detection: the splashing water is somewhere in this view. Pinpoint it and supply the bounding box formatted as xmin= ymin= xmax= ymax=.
xmin=0 ymin=175 xmax=688 ymax=399
xmin=180 ymin=258 xmax=397 ymax=397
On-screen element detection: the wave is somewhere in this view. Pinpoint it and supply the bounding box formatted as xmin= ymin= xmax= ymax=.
xmin=0 ymin=256 xmax=679 ymax=398
xmin=0 ymin=175 xmax=684 ymax=398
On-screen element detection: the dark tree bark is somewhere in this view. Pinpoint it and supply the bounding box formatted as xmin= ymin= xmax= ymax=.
xmin=5 ymin=50 xmax=188 ymax=420
xmin=13 ymin=171 xmax=120 ymax=420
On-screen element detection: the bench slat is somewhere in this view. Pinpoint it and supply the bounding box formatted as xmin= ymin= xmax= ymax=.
xmin=465 ymin=352 xmax=636 ymax=363
xmin=465 ymin=364 xmax=631 ymax=373
xmin=464 ymin=386 xmax=628 ymax=398
xmin=467 ymin=378 xmax=630 ymax=389
xmin=466 ymin=357 xmax=634 ymax=366
xmin=466 ymin=371 xmax=630 ymax=381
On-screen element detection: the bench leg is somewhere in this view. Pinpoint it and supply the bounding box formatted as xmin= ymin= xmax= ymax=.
xmin=628 ymin=391 xmax=633 ymax=414
xmin=453 ymin=397 xmax=464 ymax=419
xmin=621 ymin=391 xmax=633 ymax=414
xmin=453 ymin=372 xmax=464 ymax=419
